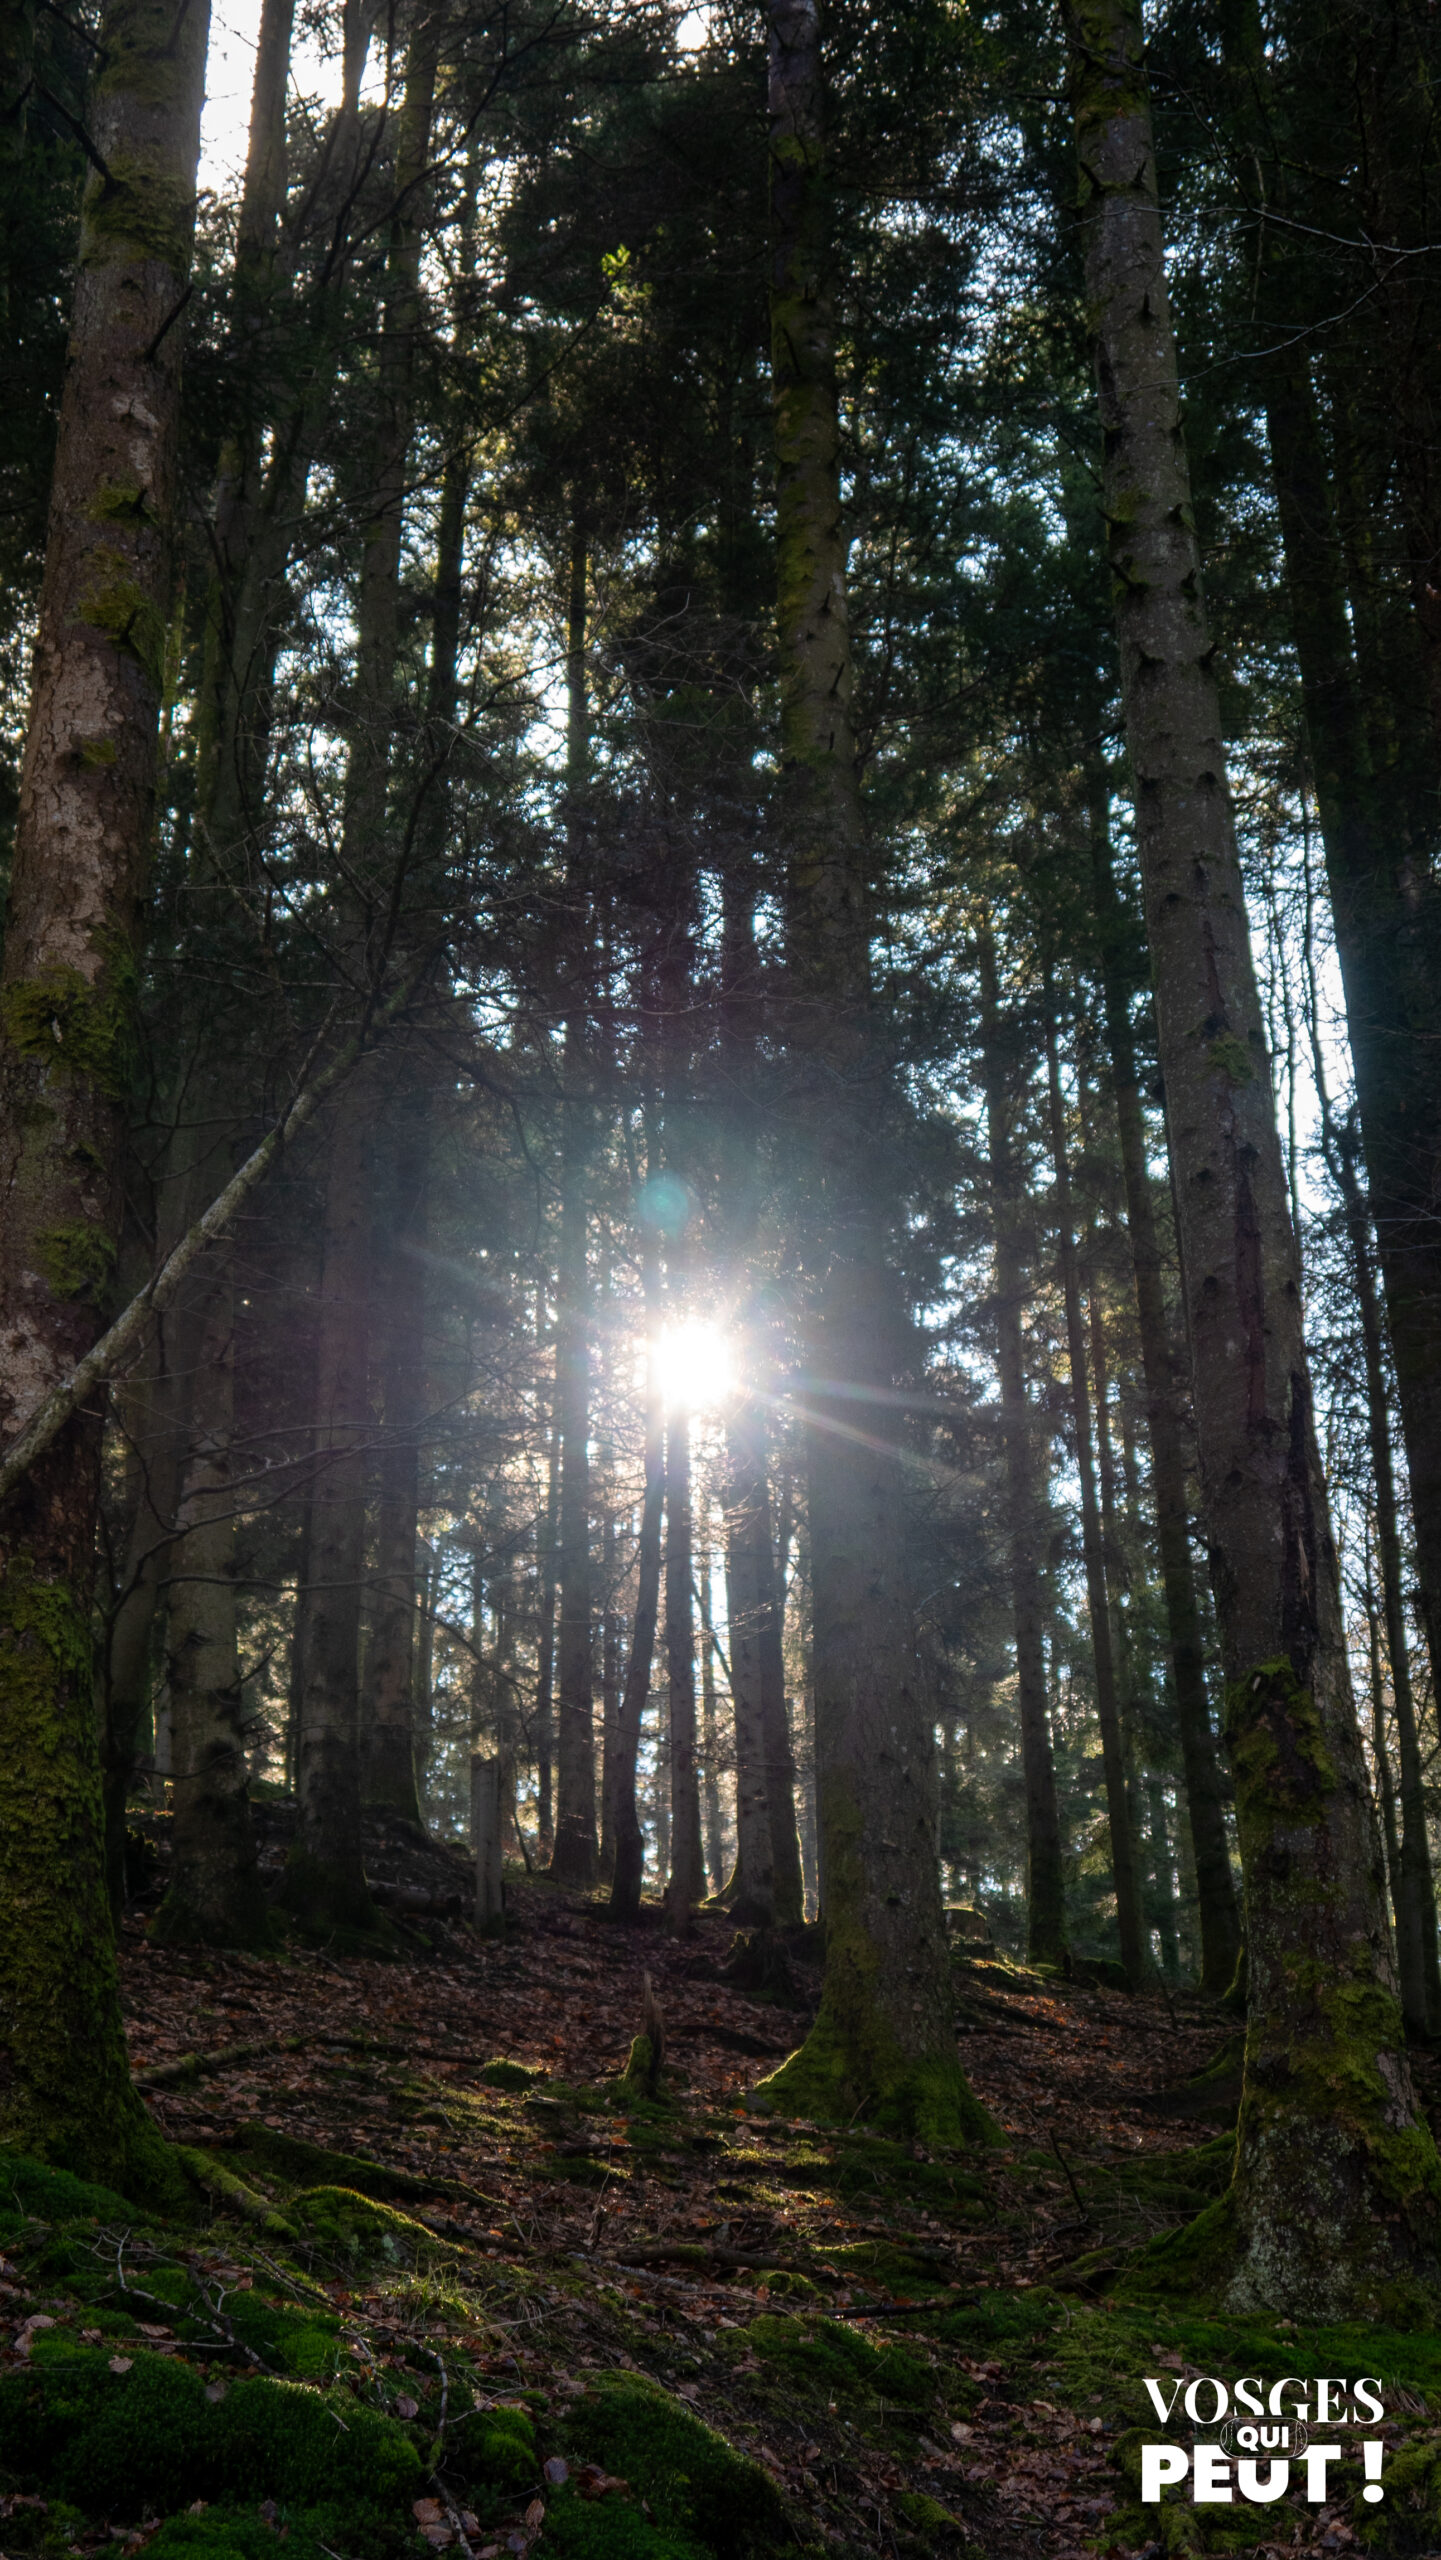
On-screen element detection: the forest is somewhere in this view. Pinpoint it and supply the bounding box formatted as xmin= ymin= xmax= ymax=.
xmin=3 ymin=0 xmax=1441 ymax=2549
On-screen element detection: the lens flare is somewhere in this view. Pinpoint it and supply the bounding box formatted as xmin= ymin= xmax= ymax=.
xmin=653 ymin=1320 xmax=735 ymax=1413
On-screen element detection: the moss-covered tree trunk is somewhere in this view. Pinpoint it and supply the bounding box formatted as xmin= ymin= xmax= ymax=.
xmin=1067 ymin=0 xmax=1441 ymax=2314
xmin=977 ymin=928 xmax=1068 ymax=1973
xmin=758 ymin=0 xmax=988 ymax=2142
xmin=0 ymin=0 xmax=211 ymax=2194
xmin=1091 ymin=823 xmax=1241 ymax=1997
xmin=1043 ymin=990 xmax=1146 ymax=1983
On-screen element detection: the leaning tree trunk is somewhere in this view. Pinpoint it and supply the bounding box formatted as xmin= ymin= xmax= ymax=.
xmin=1091 ymin=822 xmax=1242 ymax=1996
xmin=1043 ymin=987 xmax=1146 ymax=1983
xmin=1067 ymin=0 xmax=1441 ymax=2314
xmin=977 ymin=929 xmax=1069 ymax=1972
xmin=0 ymin=0 xmax=211 ymax=2196
xmin=758 ymin=0 xmax=989 ymax=2143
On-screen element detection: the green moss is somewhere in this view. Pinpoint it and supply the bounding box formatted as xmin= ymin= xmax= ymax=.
xmin=0 ymin=2346 xmax=422 ymax=2525
xmin=895 ymin=2489 xmax=961 ymax=2534
xmin=479 ymin=2059 xmax=547 ymax=2091
xmin=729 ymin=2313 xmax=931 ymax=2412
xmin=1205 ymin=1031 xmax=1255 ymax=1087
xmin=753 ymin=1771 xmax=995 ymax=2148
xmin=450 ymin=2404 xmax=537 ymax=2500
xmin=34 ymin=1219 xmax=117 ymax=1303
xmin=0 ymin=1562 xmax=179 ymax=2205
xmin=81 ymin=156 xmax=193 ymax=273
xmin=0 ymin=2150 xmax=133 ymax=2237
xmin=78 ymin=737 xmax=118 ymax=766
xmin=0 ymin=959 xmax=137 ymax=1101
xmin=230 ymin=2123 xmax=420 ymax=2200
xmin=71 ymin=546 xmax=168 ymax=691
xmin=89 ymin=481 xmax=146 ymax=525
xmin=290 ymin=2185 xmax=445 ymax=2270
xmin=564 ymin=2374 xmax=788 ymax=2559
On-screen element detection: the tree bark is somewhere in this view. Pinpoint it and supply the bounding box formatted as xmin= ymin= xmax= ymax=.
xmin=722 ymin=1398 xmax=782 ymax=1927
xmin=1090 ymin=822 xmax=1241 ymax=1996
xmin=363 ymin=1074 xmax=428 ymax=1826
xmin=698 ymin=1527 xmax=724 ymax=1895
xmin=1067 ymin=0 xmax=1441 ymax=2313
xmin=550 ymin=525 xmax=598 ymax=1885
xmin=663 ymin=1396 xmax=705 ymax=1924
xmin=0 ymin=0 xmax=211 ymax=2194
xmin=1044 ymin=989 xmax=1146 ymax=1983
xmin=758 ymin=0 xmax=987 ymax=2142
xmin=280 ymin=1091 xmax=377 ymax=1932
xmin=977 ymin=929 xmax=1069 ymax=1972
xmin=534 ymin=1395 xmax=558 ymax=1858
xmin=152 ymin=1233 xmax=267 ymax=1947
xmin=609 ymin=1232 xmax=664 ymax=1918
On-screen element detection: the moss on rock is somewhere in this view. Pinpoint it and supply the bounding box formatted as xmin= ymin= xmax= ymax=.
xmin=564 ymin=2373 xmax=788 ymax=2559
xmin=289 ymin=2186 xmax=445 ymax=2270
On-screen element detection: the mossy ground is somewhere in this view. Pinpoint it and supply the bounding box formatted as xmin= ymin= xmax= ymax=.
xmin=17 ymin=1861 xmax=1438 ymax=2559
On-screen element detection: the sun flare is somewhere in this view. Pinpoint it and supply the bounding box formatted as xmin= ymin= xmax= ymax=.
xmin=653 ymin=1319 xmax=736 ymax=1414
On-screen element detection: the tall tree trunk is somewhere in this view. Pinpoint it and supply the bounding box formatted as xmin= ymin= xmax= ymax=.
xmin=281 ymin=1093 xmax=378 ymax=1931
xmin=363 ymin=1073 xmax=428 ymax=1826
xmin=1044 ymin=990 xmax=1146 ymax=1983
xmin=977 ymin=930 xmax=1069 ymax=1972
xmin=599 ymin=1460 xmax=622 ymax=1888
xmin=759 ymin=0 xmax=987 ymax=2142
xmin=550 ymin=525 xmax=598 ymax=1885
xmin=0 ymin=0 xmax=211 ymax=2192
xmin=1067 ymin=0 xmax=1441 ymax=2311
xmin=534 ymin=1399 xmax=558 ymax=1857
xmin=722 ymin=1398 xmax=783 ymax=1926
xmin=1091 ymin=821 xmax=1241 ymax=1996
xmin=152 ymin=1229 xmax=267 ymax=1946
xmin=280 ymin=9 xmax=435 ymax=1933
xmin=100 ymin=1364 xmax=182 ymax=1918
xmin=609 ymin=1234 xmax=664 ymax=1918
xmin=698 ymin=1527 xmax=724 ymax=1895
xmin=1365 ymin=1573 xmax=1405 ymax=1955
xmin=1219 ymin=0 xmax=1441 ymax=1984
xmin=663 ymin=1395 xmax=705 ymax=1924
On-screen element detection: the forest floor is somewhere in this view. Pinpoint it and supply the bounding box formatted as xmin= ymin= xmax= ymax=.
xmin=4 ymin=1817 xmax=1441 ymax=2560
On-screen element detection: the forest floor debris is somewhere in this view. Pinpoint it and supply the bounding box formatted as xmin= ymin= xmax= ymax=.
xmin=1 ymin=1838 xmax=1437 ymax=2560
